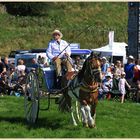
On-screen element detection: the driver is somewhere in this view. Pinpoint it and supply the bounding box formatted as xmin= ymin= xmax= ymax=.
xmin=46 ymin=29 xmax=72 ymax=79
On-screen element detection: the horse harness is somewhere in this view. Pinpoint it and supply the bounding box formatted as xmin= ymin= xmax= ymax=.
xmin=80 ymin=57 xmax=101 ymax=94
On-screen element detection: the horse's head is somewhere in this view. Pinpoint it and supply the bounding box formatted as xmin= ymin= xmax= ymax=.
xmin=84 ymin=53 xmax=102 ymax=83
xmin=90 ymin=56 xmax=101 ymax=69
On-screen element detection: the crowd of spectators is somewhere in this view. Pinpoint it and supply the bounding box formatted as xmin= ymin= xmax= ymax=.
xmin=99 ymin=55 xmax=140 ymax=103
xmin=0 ymin=56 xmax=42 ymax=96
xmin=0 ymin=54 xmax=140 ymax=103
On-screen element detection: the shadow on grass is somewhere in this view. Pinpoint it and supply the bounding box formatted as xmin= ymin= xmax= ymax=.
xmin=0 ymin=116 xmax=63 ymax=130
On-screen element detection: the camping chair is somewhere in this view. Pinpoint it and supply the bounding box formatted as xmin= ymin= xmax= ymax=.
xmin=108 ymin=78 xmax=121 ymax=100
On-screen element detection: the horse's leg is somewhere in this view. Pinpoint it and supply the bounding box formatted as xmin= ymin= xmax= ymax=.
xmin=90 ymin=91 xmax=98 ymax=127
xmin=91 ymin=103 xmax=96 ymax=127
xmin=80 ymin=105 xmax=88 ymax=127
xmin=84 ymin=105 xmax=94 ymax=128
xmin=79 ymin=90 xmax=88 ymax=127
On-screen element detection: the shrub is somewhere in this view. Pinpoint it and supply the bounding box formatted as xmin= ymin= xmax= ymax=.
xmin=3 ymin=2 xmax=48 ymax=16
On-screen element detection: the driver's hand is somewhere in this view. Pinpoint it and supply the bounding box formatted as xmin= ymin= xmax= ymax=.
xmin=52 ymin=57 xmax=57 ymax=62
xmin=64 ymin=53 xmax=69 ymax=57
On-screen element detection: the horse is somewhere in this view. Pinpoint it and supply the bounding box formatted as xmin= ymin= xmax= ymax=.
xmin=58 ymin=53 xmax=102 ymax=128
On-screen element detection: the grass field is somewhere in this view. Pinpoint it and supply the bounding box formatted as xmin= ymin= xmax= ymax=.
xmin=0 ymin=95 xmax=140 ymax=138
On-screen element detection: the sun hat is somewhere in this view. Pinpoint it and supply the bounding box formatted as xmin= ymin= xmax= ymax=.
xmin=52 ymin=29 xmax=63 ymax=38
xmin=121 ymin=71 xmax=126 ymax=75
xmin=102 ymin=57 xmax=107 ymax=61
xmin=111 ymin=63 xmax=114 ymax=66
xmin=105 ymin=72 xmax=112 ymax=78
xmin=128 ymin=55 xmax=134 ymax=60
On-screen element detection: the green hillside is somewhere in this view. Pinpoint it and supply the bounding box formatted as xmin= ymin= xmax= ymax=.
xmin=0 ymin=2 xmax=128 ymax=56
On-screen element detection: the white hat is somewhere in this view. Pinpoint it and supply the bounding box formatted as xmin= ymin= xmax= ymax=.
xmin=121 ymin=72 xmax=126 ymax=75
xmin=128 ymin=55 xmax=134 ymax=60
xmin=52 ymin=29 xmax=63 ymax=38
xmin=102 ymin=57 xmax=107 ymax=61
xmin=105 ymin=72 xmax=112 ymax=78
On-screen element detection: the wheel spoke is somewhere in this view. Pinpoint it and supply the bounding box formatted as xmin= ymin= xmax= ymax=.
xmin=71 ymin=99 xmax=82 ymax=124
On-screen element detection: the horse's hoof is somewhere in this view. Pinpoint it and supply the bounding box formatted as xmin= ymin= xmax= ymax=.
xmin=88 ymin=124 xmax=96 ymax=128
xmin=83 ymin=122 xmax=88 ymax=128
xmin=73 ymin=123 xmax=78 ymax=126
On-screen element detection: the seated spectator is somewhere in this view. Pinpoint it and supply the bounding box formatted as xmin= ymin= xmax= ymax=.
xmin=38 ymin=55 xmax=45 ymax=64
xmin=114 ymin=60 xmax=124 ymax=79
xmin=98 ymin=72 xmax=113 ymax=99
xmin=118 ymin=72 xmax=131 ymax=103
xmin=16 ymin=59 xmax=26 ymax=77
xmin=31 ymin=58 xmax=39 ymax=69
xmin=73 ymin=56 xmax=82 ymax=71
xmin=3 ymin=56 xmax=15 ymax=77
xmin=7 ymin=65 xmax=16 ymax=87
xmin=3 ymin=57 xmax=9 ymax=71
xmin=0 ymin=56 xmax=6 ymax=76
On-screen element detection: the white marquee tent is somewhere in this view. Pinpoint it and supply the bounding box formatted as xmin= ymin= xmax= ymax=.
xmin=92 ymin=42 xmax=128 ymax=63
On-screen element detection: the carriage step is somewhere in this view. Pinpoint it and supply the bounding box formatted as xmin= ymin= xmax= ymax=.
xmin=40 ymin=92 xmax=62 ymax=99
xmin=50 ymin=94 xmax=62 ymax=99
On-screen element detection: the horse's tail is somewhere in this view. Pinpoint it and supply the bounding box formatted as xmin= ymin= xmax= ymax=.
xmin=58 ymin=89 xmax=72 ymax=112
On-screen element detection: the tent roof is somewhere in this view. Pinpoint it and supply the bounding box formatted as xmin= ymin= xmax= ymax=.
xmin=92 ymin=42 xmax=127 ymax=56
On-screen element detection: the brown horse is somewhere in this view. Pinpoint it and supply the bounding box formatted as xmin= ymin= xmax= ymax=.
xmin=59 ymin=53 xmax=102 ymax=128
xmin=78 ymin=54 xmax=102 ymax=128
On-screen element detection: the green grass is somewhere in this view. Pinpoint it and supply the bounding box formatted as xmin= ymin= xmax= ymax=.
xmin=0 ymin=2 xmax=128 ymax=56
xmin=0 ymin=96 xmax=140 ymax=138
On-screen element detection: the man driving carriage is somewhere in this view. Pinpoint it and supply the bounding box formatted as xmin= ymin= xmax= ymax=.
xmin=46 ymin=30 xmax=72 ymax=81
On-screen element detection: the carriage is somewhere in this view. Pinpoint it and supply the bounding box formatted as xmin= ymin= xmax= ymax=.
xmin=23 ymin=48 xmax=91 ymax=124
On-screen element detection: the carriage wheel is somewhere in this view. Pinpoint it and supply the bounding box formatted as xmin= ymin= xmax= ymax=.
xmin=75 ymin=100 xmax=82 ymax=122
xmin=71 ymin=99 xmax=82 ymax=123
xmin=24 ymin=72 xmax=40 ymax=124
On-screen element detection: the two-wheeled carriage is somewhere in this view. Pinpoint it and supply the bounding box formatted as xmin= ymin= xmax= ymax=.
xmin=24 ymin=49 xmax=91 ymax=124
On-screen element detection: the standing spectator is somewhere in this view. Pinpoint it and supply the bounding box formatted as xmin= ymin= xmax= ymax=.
xmin=133 ymin=59 xmax=140 ymax=103
xmin=110 ymin=63 xmax=115 ymax=74
xmin=118 ymin=72 xmax=131 ymax=103
xmin=46 ymin=29 xmax=72 ymax=80
xmin=133 ymin=59 xmax=140 ymax=82
xmin=114 ymin=60 xmax=124 ymax=79
xmin=101 ymin=57 xmax=110 ymax=77
xmin=124 ymin=55 xmax=135 ymax=85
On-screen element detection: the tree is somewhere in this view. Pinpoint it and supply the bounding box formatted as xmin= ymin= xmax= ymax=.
xmin=3 ymin=2 xmax=48 ymax=16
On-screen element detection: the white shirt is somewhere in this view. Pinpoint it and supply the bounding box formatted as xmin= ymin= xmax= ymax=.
xmin=16 ymin=65 xmax=26 ymax=77
xmin=46 ymin=39 xmax=71 ymax=60
xmin=102 ymin=79 xmax=113 ymax=92
xmin=16 ymin=65 xmax=26 ymax=71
